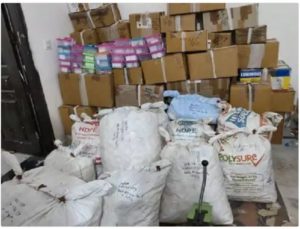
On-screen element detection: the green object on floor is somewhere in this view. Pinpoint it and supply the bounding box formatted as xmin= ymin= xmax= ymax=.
xmin=187 ymin=202 xmax=212 ymax=225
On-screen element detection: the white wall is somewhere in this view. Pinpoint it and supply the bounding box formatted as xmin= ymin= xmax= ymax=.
xmin=22 ymin=3 xmax=298 ymax=139
xmin=22 ymin=3 xmax=73 ymax=140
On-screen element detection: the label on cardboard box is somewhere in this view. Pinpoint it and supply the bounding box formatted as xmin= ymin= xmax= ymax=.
xmin=239 ymin=68 xmax=262 ymax=83
xmin=208 ymin=32 xmax=232 ymax=48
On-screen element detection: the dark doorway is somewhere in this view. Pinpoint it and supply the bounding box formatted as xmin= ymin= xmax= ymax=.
xmin=1 ymin=3 xmax=55 ymax=156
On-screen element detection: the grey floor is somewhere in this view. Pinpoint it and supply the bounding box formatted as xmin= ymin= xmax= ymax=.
xmin=1 ymin=142 xmax=299 ymax=226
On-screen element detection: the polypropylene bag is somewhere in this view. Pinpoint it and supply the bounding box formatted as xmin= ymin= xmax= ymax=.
xmin=165 ymin=91 xmax=222 ymax=124
xmin=217 ymin=105 xmax=283 ymax=136
xmin=100 ymin=160 xmax=171 ymax=226
xmin=2 ymin=152 xmax=112 ymax=226
xmin=159 ymin=139 xmax=233 ymax=225
xmin=99 ymin=107 xmax=162 ymax=172
xmin=209 ymin=126 xmax=277 ymax=203
xmin=44 ymin=141 xmax=96 ymax=182
xmin=140 ymin=101 xmax=169 ymax=128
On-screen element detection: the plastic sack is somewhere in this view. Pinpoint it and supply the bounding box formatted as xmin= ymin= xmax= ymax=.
xmin=44 ymin=140 xmax=96 ymax=182
xmin=2 ymin=153 xmax=112 ymax=226
xmin=100 ymin=160 xmax=171 ymax=226
xmin=159 ymin=136 xmax=233 ymax=225
xmin=209 ymin=127 xmax=277 ymax=203
xmin=99 ymin=107 xmax=162 ymax=172
xmin=165 ymin=91 xmax=222 ymax=124
xmin=140 ymin=101 xmax=169 ymax=128
xmin=217 ymin=105 xmax=283 ymax=136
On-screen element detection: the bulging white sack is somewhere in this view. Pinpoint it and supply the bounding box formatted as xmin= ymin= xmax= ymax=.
xmin=100 ymin=160 xmax=171 ymax=226
xmin=160 ymin=141 xmax=233 ymax=225
xmin=99 ymin=107 xmax=162 ymax=172
xmin=2 ymin=156 xmax=112 ymax=226
xmin=209 ymin=127 xmax=277 ymax=203
xmin=44 ymin=141 xmax=96 ymax=182
xmin=141 ymin=101 xmax=169 ymax=128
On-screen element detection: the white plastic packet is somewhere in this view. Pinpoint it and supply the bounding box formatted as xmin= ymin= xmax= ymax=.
xmin=99 ymin=107 xmax=162 ymax=172
xmin=209 ymin=126 xmax=277 ymax=203
xmin=100 ymin=160 xmax=171 ymax=226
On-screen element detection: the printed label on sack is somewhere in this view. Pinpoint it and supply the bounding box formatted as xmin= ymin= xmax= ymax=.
xmin=225 ymin=172 xmax=264 ymax=196
xmin=225 ymin=108 xmax=251 ymax=128
xmin=219 ymin=152 xmax=264 ymax=167
xmin=117 ymin=182 xmax=141 ymax=202
xmin=112 ymin=121 xmax=128 ymax=147
xmin=73 ymin=122 xmax=100 ymax=142
xmin=182 ymin=161 xmax=203 ymax=179
xmin=173 ymin=120 xmax=200 ymax=141
xmin=2 ymin=198 xmax=26 ymax=221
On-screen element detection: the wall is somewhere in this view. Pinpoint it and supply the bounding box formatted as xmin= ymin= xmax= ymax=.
xmin=22 ymin=3 xmax=72 ymax=140
xmin=22 ymin=3 xmax=298 ymax=139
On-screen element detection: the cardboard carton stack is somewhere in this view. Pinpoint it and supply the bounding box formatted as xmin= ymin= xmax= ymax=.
xmin=57 ymin=3 xmax=295 ymax=144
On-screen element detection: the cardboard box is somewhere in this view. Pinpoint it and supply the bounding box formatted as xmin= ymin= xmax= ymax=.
xmin=115 ymin=84 xmax=164 ymax=107
xmin=239 ymin=68 xmax=263 ymax=83
xmin=271 ymin=112 xmax=285 ymax=144
xmin=160 ymin=14 xmax=196 ymax=33
xmin=69 ymin=11 xmax=91 ymax=32
xmin=230 ymin=83 xmax=272 ymax=114
xmin=141 ymin=53 xmax=187 ymax=84
xmin=89 ymin=3 xmax=121 ymax=28
xmin=235 ymin=25 xmax=267 ymax=44
xmin=113 ymin=67 xmax=143 ymax=86
xmin=271 ymin=90 xmax=295 ymax=112
xmin=59 ymin=105 xmax=97 ymax=135
xmin=166 ymin=78 xmax=231 ymax=100
xmin=70 ymin=29 xmax=99 ymax=45
xmin=58 ymin=73 xmax=83 ymax=105
xmin=166 ymin=31 xmax=208 ymax=53
xmin=237 ymin=39 xmax=279 ymax=68
xmin=129 ymin=12 xmax=165 ymax=38
xmin=67 ymin=3 xmax=89 ymax=13
xmin=208 ymin=32 xmax=232 ymax=48
xmin=96 ymin=20 xmax=131 ymax=42
xmin=188 ymin=46 xmax=238 ymax=80
xmin=85 ymin=74 xmax=114 ymax=107
xmin=167 ymin=3 xmax=225 ymax=15
xmin=270 ymin=60 xmax=292 ymax=90
xmin=203 ymin=4 xmax=258 ymax=32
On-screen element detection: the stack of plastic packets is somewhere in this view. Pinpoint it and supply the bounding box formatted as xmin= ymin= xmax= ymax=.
xmin=124 ymin=45 xmax=139 ymax=68
xmin=95 ymin=43 xmax=113 ymax=74
xmin=111 ymin=39 xmax=131 ymax=69
xmin=70 ymin=44 xmax=84 ymax=74
xmin=57 ymin=37 xmax=74 ymax=73
xmin=145 ymin=34 xmax=165 ymax=59
xmin=131 ymin=37 xmax=151 ymax=62
xmin=82 ymin=45 xmax=97 ymax=74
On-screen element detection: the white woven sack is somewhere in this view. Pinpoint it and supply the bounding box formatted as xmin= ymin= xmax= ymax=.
xmin=209 ymin=126 xmax=277 ymax=203
xmin=100 ymin=160 xmax=171 ymax=226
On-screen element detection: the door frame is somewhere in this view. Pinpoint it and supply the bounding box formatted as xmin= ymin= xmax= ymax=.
xmin=2 ymin=3 xmax=55 ymax=155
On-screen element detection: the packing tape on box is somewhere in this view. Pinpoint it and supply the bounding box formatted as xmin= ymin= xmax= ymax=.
xmin=247 ymin=27 xmax=253 ymax=44
xmin=111 ymin=4 xmax=118 ymax=22
xmin=247 ymin=44 xmax=265 ymax=68
xmin=123 ymin=68 xmax=129 ymax=84
xmin=160 ymin=57 xmax=167 ymax=83
xmin=86 ymin=11 xmax=96 ymax=28
xmin=190 ymin=3 xmax=197 ymax=12
xmin=209 ymin=50 xmax=217 ymax=78
xmin=73 ymin=105 xmax=80 ymax=118
xmin=181 ymin=32 xmax=186 ymax=52
xmin=175 ymin=16 xmax=181 ymax=31
xmin=137 ymin=84 xmax=141 ymax=106
xmin=226 ymin=7 xmax=234 ymax=30
xmin=80 ymin=30 xmax=86 ymax=45
xmin=79 ymin=73 xmax=89 ymax=106
xmin=193 ymin=80 xmax=202 ymax=93
xmin=247 ymin=83 xmax=253 ymax=110
xmin=185 ymin=80 xmax=191 ymax=94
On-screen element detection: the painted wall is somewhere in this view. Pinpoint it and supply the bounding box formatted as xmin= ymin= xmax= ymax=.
xmin=21 ymin=3 xmax=298 ymax=139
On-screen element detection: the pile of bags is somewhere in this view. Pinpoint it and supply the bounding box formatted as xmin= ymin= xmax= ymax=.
xmin=2 ymin=92 xmax=282 ymax=226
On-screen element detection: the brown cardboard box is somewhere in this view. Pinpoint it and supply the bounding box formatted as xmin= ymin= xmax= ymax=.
xmin=58 ymin=73 xmax=82 ymax=105
xmin=67 ymin=3 xmax=89 ymax=13
xmin=115 ymin=84 xmax=164 ymax=107
xmin=70 ymin=29 xmax=99 ymax=45
xmin=271 ymin=90 xmax=295 ymax=112
xmin=208 ymin=32 xmax=232 ymax=48
xmin=160 ymin=14 xmax=196 ymax=33
xmin=237 ymin=39 xmax=279 ymax=68
xmin=113 ymin=67 xmax=143 ymax=86
xmin=203 ymin=4 xmax=258 ymax=32
xmin=59 ymin=105 xmax=97 ymax=135
xmin=129 ymin=12 xmax=165 ymax=38
xmin=69 ymin=11 xmax=91 ymax=32
xmin=96 ymin=20 xmax=131 ymax=42
xmin=188 ymin=46 xmax=238 ymax=80
xmin=166 ymin=31 xmax=208 ymax=53
xmin=167 ymin=3 xmax=225 ymax=15
xmin=235 ymin=25 xmax=267 ymax=44
xmin=166 ymin=78 xmax=231 ymax=100
xmin=230 ymin=83 xmax=272 ymax=114
xmin=85 ymin=74 xmax=114 ymax=107
xmin=89 ymin=3 xmax=121 ymax=28
xmin=141 ymin=53 xmax=187 ymax=84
